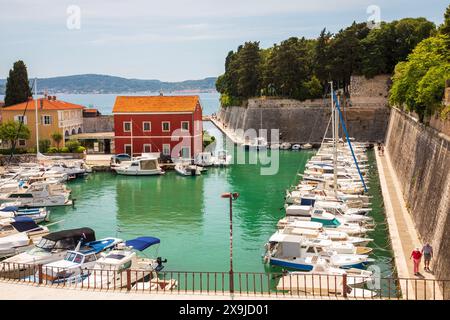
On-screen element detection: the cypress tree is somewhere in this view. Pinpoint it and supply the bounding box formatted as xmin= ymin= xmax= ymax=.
xmin=4 ymin=60 xmax=32 ymax=107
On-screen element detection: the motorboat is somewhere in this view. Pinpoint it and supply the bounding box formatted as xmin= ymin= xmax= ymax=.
xmin=194 ymin=152 xmax=216 ymax=167
xmin=0 ymin=217 xmax=49 ymax=259
xmin=280 ymin=142 xmax=292 ymax=150
xmin=0 ymin=205 xmax=49 ymax=223
xmin=0 ymin=216 xmax=49 ymax=238
xmin=285 ymin=205 xmax=340 ymax=227
xmin=0 ymin=227 xmax=95 ymax=278
xmin=43 ymin=161 xmax=90 ymax=179
xmin=214 ymin=150 xmax=232 ymax=166
xmin=114 ymin=156 xmax=164 ymax=176
xmin=28 ymin=237 xmax=122 ymax=284
xmin=81 ymin=236 xmax=167 ymax=289
xmin=264 ymin=233 xmax=373 ymax=271
xmin=301 ymin=143 xmax=313 ymax=150
xmin=0 ymin=182 xmax=72 ymax=207
xmin=110 ymin=154 xmax=132 ymax=169
xmin=175 ymin=162 xmax=202 ymax=176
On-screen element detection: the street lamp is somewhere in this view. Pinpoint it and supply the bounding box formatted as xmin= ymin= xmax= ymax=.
xmin=221 ymin=192 xmax=239 ymax=294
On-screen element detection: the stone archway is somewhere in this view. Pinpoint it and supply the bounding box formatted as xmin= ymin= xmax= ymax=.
xmin=78 ymin=127 xmax=82 ymax=134
xmin=71 ymin=128 xmax=76 ymax=135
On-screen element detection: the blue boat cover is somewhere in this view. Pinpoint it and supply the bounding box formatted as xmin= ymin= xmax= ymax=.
xmin=125 ymin=236 xmax=160 ymax=251
xmin=11 ymin=216 xmax=41 ymax=232
xmin=80 ymin=238 xmax=117 ymax=254
xmin=0 ymin=206 xmax=19 ymax=212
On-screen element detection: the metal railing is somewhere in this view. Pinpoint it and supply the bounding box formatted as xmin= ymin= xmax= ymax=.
xmin=0 ymin=262 xmax=448 ymax=300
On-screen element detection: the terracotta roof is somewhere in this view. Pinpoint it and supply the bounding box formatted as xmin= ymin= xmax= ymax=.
xmin=112 ymin=95 xmax=200 ymax=113
xmin=83 ymin=108 xmax=99 ymax=113
xmin=2 ymin=98 xmax=85 ymax=111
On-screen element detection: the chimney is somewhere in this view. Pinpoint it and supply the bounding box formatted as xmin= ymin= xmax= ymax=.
xmin=52 ymin=96 xmax=56 ymax=101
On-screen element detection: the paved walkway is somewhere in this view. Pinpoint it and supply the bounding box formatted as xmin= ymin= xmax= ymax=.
xmin=209 ymin=117 xmax=242 ymax=145
xmin=375 ymin=150 xmax=443 ymax=299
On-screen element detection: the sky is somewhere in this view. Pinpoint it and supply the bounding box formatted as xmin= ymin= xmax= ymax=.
xmin=0 ymin=0 xmax=447 ymax=81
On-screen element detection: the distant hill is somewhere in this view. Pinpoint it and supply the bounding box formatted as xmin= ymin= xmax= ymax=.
xmin=0 ymin=74 xmax=217 ymax=94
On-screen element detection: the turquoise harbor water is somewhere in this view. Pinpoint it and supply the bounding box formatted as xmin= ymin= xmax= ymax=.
xmin=47 ymin=133 xmax=394 ymax=280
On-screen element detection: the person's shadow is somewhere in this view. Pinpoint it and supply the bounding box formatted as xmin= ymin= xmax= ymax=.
xmin=415 ymin=272 xmax=426 ymax=279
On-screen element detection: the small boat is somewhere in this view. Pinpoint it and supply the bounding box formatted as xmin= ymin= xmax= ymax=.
xmin=28 ymin=237 xmax=122 ymax=284
xmin=285 ymin=205 xmax=341 ymax=227
xmin=300 ymin=143 xmax=313 ymax=150
xmin=194 ymin=152 xmax=215 ymax=167
xmin=280 ymin=142 xmax=292 ymax=150
xmin=82 ymin=236 xmax=167 ymax=289
xmin=270 ymin=143 xmax=280 ymax=149
xmin=175 ymin=162 xmax=202 ymax=176
xmin=0 ymin=227 xmax=96 ymax=278
xmin=0 ymin=205 xmax=49 ymax=223
xmin=214 ymin=150 xmax=232 ymax=166
xmin=0 ymin=217 xmax=49 ymax=259
xmin=0 ymin=182 xmax=72 ymax=207
xmin=110 ymin=154 xmax=132 ymax=169
xmin=291 ymin=144 xmax=301 ymax=150
xmin=114 ymin=156 xmax=164 ymax=176
xmin=264 ymin=234 xmax=373 ymax=271
xmin=0 ymin=216 xmax=49 ymax=239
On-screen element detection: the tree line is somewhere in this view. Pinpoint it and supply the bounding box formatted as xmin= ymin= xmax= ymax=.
xmin=216 ymin=17 xmax=436 ymax=106
xmin=390 ymin=6 xmax=450 ymax=122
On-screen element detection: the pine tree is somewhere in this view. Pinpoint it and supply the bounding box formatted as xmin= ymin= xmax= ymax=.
xmin=4 ymin=60 xmax=32 ymax=107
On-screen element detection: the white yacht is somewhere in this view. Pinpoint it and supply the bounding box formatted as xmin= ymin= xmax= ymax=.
xmin=114 ymin=157 xmax=164 ymax=176
xmin=0 ymin=181 xmax=72 ymax=207
xmin=174 ymin=162 xmax=202 ymax=176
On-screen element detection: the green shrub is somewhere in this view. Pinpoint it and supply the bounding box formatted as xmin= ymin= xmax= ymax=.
xmin=27 ymin=147 xmax=36 ymax=153
xmin=75 ymin=146 xmax=86 ymax=153
xmin=39 ymin=139 xmax=51 ymax=153
xmin=65 ymin=139 xmax=81 ymax=152
xmin=0 ymin=148 xmax=27 ymax=155
xmin=60 ymin=147 xmax=70 ymax=153
xmin=47 ymin=147 xmax=59 ymax=153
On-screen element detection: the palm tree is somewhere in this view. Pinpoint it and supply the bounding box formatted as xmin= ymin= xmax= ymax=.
xmin=51 ymin=132 xmax=63 ymax=150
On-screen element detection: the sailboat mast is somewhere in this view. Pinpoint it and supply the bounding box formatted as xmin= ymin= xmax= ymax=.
xmin=34 ymin=78 xmax=39 ymax=154
xmin=130 ymin=119 xmax=133 ymax=157
xmin=329 ymin=81 xmax=337 ymax=193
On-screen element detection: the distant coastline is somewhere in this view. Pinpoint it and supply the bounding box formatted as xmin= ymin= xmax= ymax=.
xmin=0 ymin=74 xmax=217 ymax=95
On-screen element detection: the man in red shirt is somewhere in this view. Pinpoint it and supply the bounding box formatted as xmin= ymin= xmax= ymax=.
xmin=410 ymin=247 xmax=422 ymax=276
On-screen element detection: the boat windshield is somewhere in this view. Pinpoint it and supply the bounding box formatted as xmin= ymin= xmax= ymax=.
xmin=36 ymin=238 xmax=57 ymax=251
xmin=64 ymin=252 xmax=84 ymax=264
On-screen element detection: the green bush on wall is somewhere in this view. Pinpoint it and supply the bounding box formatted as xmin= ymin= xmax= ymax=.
xmin=75 ymin=146 xmax=86 ymax=153
xmin=47 ymin=147 xmax=59 ymax=153
xmin=60 ymin=147 xmax=70 ymax=153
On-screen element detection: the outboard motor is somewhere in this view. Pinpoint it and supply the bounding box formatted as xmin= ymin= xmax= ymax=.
xmin=156 ymin=257 xmax=167 ymax=272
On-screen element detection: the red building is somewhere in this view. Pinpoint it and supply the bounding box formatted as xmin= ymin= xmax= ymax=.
xmin=113 ymin=95 xmax=203 ymax=158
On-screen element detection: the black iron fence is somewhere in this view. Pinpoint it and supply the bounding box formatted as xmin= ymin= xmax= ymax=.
xmin=0 ymin=262 xmax=448 ymax=300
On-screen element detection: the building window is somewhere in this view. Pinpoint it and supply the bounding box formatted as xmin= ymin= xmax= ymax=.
xmin=14 ymin=115 xmax=27 ymax=124
xmin=143 ymin=144 xmax=152 ymax=153
xmin=18 ymin=139 xmax=26 ymax=146
xmin=42 ymin=115 xmax=52 ymax=125
xmin=123 ymin=122 xmax=131 ymax=132
xmin=143 ymin=122 xmax=151 ymax=132
xmin=162 ymin=144 xmax=170 ymax=156
xmin=162 ymin=121 xmax=170 ymax=132
xmin=181 ymin=121 xmax=189 ymax=132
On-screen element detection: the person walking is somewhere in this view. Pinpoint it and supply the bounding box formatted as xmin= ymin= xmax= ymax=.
xmin=410 ymin=247 xmax=422 ymax=276
xmin=422 ymin=243 xmax=433 ymax=272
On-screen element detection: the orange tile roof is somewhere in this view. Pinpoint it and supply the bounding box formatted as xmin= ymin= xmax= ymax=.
xmin=2 ymin=98 xmax=85 ymax=111
xmin=112 ymin=95 xmax=200 ymax=113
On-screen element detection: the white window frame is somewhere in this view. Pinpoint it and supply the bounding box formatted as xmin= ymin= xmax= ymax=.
xmin=123 ymin=121 xmax=131 ymax=133
xmin=42 ymin=115 xmax=52 ymax=125
xmin=162 ymin=144 xmax=170 ymax=156
xmin=181 ymin=121 xmax=189 ymax=132
xmin=124 ymin=144 xmax=132 ymax=156
xmin=143 ymin=144 xmax=152 ymax=153
xmin=181 ymin=146 xmax=191 ymax=158
xmin=14 ymin=115 xmax=27 ymax=125
xmin=143 ymin=121 xmax=151 ymax=132
xmin=162 ymin=121 xmax=170 ymax=132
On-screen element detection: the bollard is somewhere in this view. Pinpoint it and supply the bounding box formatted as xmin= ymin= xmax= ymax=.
xmin=38 ymin=264 xmax=43 ymax=285
xmin=126 ymin=269 xmax=131 ymax=291
xmin=342 ymin=274 xmax=348 ymax=298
